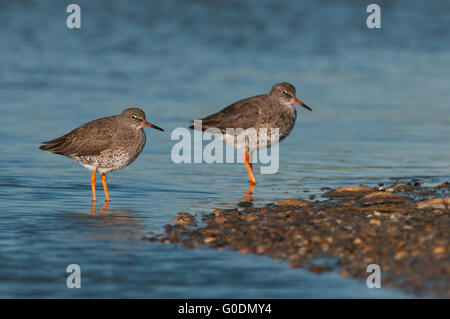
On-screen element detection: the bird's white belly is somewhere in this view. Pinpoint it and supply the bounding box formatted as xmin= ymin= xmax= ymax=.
xmin=75 ymin=149 xmax=137 ymax=174
xmin=221 ymin=127 xmax=281 ymax=151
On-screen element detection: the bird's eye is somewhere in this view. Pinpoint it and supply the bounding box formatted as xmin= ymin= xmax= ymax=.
xmin=131 ymin=115 xmax=137 ymax=120
xmin=282 ymin=90 xmax=289 ymax=96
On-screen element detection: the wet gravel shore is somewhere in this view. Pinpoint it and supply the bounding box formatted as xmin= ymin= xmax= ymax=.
xmin=147 ymin=182 xmax=450 ymax=297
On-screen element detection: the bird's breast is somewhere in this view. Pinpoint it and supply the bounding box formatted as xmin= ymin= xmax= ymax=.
xmin=104 ymin=129 xmax=146 ymax=167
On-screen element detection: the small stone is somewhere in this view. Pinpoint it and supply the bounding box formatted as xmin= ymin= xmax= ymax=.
xmin=325 ymin=184 xmax=374 ymax=198
xmin=311 ymin=236 xmax=322 ymax=243
xmin=238 ymin=201 xmax=253 ymax=208
xmin=393 ymin=183 xmax=413 ymax=192
xmin=172 ymin=212 xmax=195 ymax=225
xmin=369 ymin=219 xmax=381 ymax=226
xmin=340 ymin=268 xmax=350 ymax=277
xmin=436 ymin=182 xmax=450 ymax=189
xmin=353 ymin=238 xmax=363 ymax=245
xmin=390 ymin=213 xmax=400 ymax=221
xmin=256 ymin=245 xmax=266 ymax=254
xmin=213 ymin=209 xmax=225 ymax=216
xmin=215 ymin=216 xmax=227 ymax=224
xmin=308 ymin=265 xmax=326 ymax=274
xmin=244 ymin=213 xmax=259 ymax=222
xmin=433 ymin=247 xmax=445 ymax=254
xmin=204 ymin=237 xmax=216 ymax=244
xmin=335 ymin=185 xmax=373 ymax=192
xmin=360 ymin=191 xmax=406 ymax=205
xmin=276 ymin=198 xmax=310 ymax=207
xmin=362 ymin=191 xmax=403 ymax=199
xmin=417 ymin=198 xmax=450 ymax=209
xmin=395 ymin=251 xmax=408 ymax=260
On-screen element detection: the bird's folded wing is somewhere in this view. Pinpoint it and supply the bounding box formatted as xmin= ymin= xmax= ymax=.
xmin=40 ymin=118 xmax=114 ymax=156
xmin=191 ymin=96 xmax=264 ymax=132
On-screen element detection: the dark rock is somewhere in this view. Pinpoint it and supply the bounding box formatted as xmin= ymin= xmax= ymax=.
xmin=276 ymin=198 xmax=310 ymax=207
xmin=172 ymin=212 xmax=196 ymax=226
xmin=238 ymin=201 xmax=254 ymax=208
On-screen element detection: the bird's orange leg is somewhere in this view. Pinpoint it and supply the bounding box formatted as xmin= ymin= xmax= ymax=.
xmin=91 ymin=168 xmax=97 ymax=202
xmin=101 ymin=173 xmax=110 ymax=202
xmin=244 ymin=147 xmax=256 ymax=185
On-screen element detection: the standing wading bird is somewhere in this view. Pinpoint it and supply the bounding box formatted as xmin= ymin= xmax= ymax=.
xmin=39 ymin=108 xmax=164 ymax=201
xmin=189 ymin=82 xmax=312 ymax=185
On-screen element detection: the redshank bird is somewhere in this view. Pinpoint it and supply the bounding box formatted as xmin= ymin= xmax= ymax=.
xmin=39 ymin=108 xmax=163 ymax=202
xmin=189 ymin=82 xmax=311 ymax=185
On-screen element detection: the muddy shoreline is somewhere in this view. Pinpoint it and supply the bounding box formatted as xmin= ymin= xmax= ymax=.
xmin=147 ymin=182 xmax=450 ymax=297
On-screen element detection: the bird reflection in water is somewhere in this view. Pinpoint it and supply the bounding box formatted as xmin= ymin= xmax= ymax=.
xmin=91 ymin=201 xmax=110 ymax=215
xmin=82 ymin=202 xmax=148 ymax=244
xmin=242 ymin=183 xmax=255 ymax=202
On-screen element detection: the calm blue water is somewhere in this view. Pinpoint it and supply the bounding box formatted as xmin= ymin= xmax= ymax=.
xmin=0 ymin=0 xmax=449 ymax=298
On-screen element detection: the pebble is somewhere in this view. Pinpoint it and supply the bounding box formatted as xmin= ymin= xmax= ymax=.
xmin=335 ymin=185 xmax=373 ymax=192
xmin=308 ymin=265 xmax=327 ymax=274
xmin=395 ymin=251 xmax=408 ymax=260
xmin=238 ymin=201 xmax=254 ymax=208
xmin=172 ymin=212 xmax=195 ymax=225
xmin=276 ymin=198 xmax=310 ymax=207
xmin=244 ymin=213 xmax=259 ymax=222
xmin=362 ymin=191 xmax=403 ymax=199
xmin=325 ymin=184 xmax=374 ymax=198
xmin=204 ymin=237 xmax=216 ymax=244
xmin=417 ymin=198 xmax=450 ymax=209
xmin=360 ymin=191 xmax=407 ymax=206
xmin=214 ymin=216 xmax=227 ymax=224
xmin=213 ymin=209 xmax=225 ymax=216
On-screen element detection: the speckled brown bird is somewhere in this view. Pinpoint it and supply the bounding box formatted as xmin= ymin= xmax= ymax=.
xmin=39 ymin=108 xmax=163 ymax=202
xmin=190 ymin=82 xmax=311 ymax=185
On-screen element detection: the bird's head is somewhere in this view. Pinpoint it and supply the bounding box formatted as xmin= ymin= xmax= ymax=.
xmin=269 ymin=82 xmax=312 ymax=111
xmin=121 ymin=108 xmax=164 ymax=131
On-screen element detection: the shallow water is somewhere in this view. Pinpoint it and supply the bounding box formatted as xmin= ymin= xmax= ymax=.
xmin=0 ymin=0 xmax=449 ymax=298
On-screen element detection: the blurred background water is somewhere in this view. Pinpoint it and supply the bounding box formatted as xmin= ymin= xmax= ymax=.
xmin=0 ymin=0 xmax=449 ymax=298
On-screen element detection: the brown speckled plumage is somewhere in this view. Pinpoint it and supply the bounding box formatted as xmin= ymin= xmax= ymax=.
xmin=40 ymin=108 xmax=161 ymax=174
xmin=189 ymin=82 xmax=311 ymax=150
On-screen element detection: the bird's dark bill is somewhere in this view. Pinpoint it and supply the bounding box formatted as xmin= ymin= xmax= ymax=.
xmin=291 ymin=98 xmax=312 ymax=111
xmin=141 ymin=121 xmax=164 ymax=131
